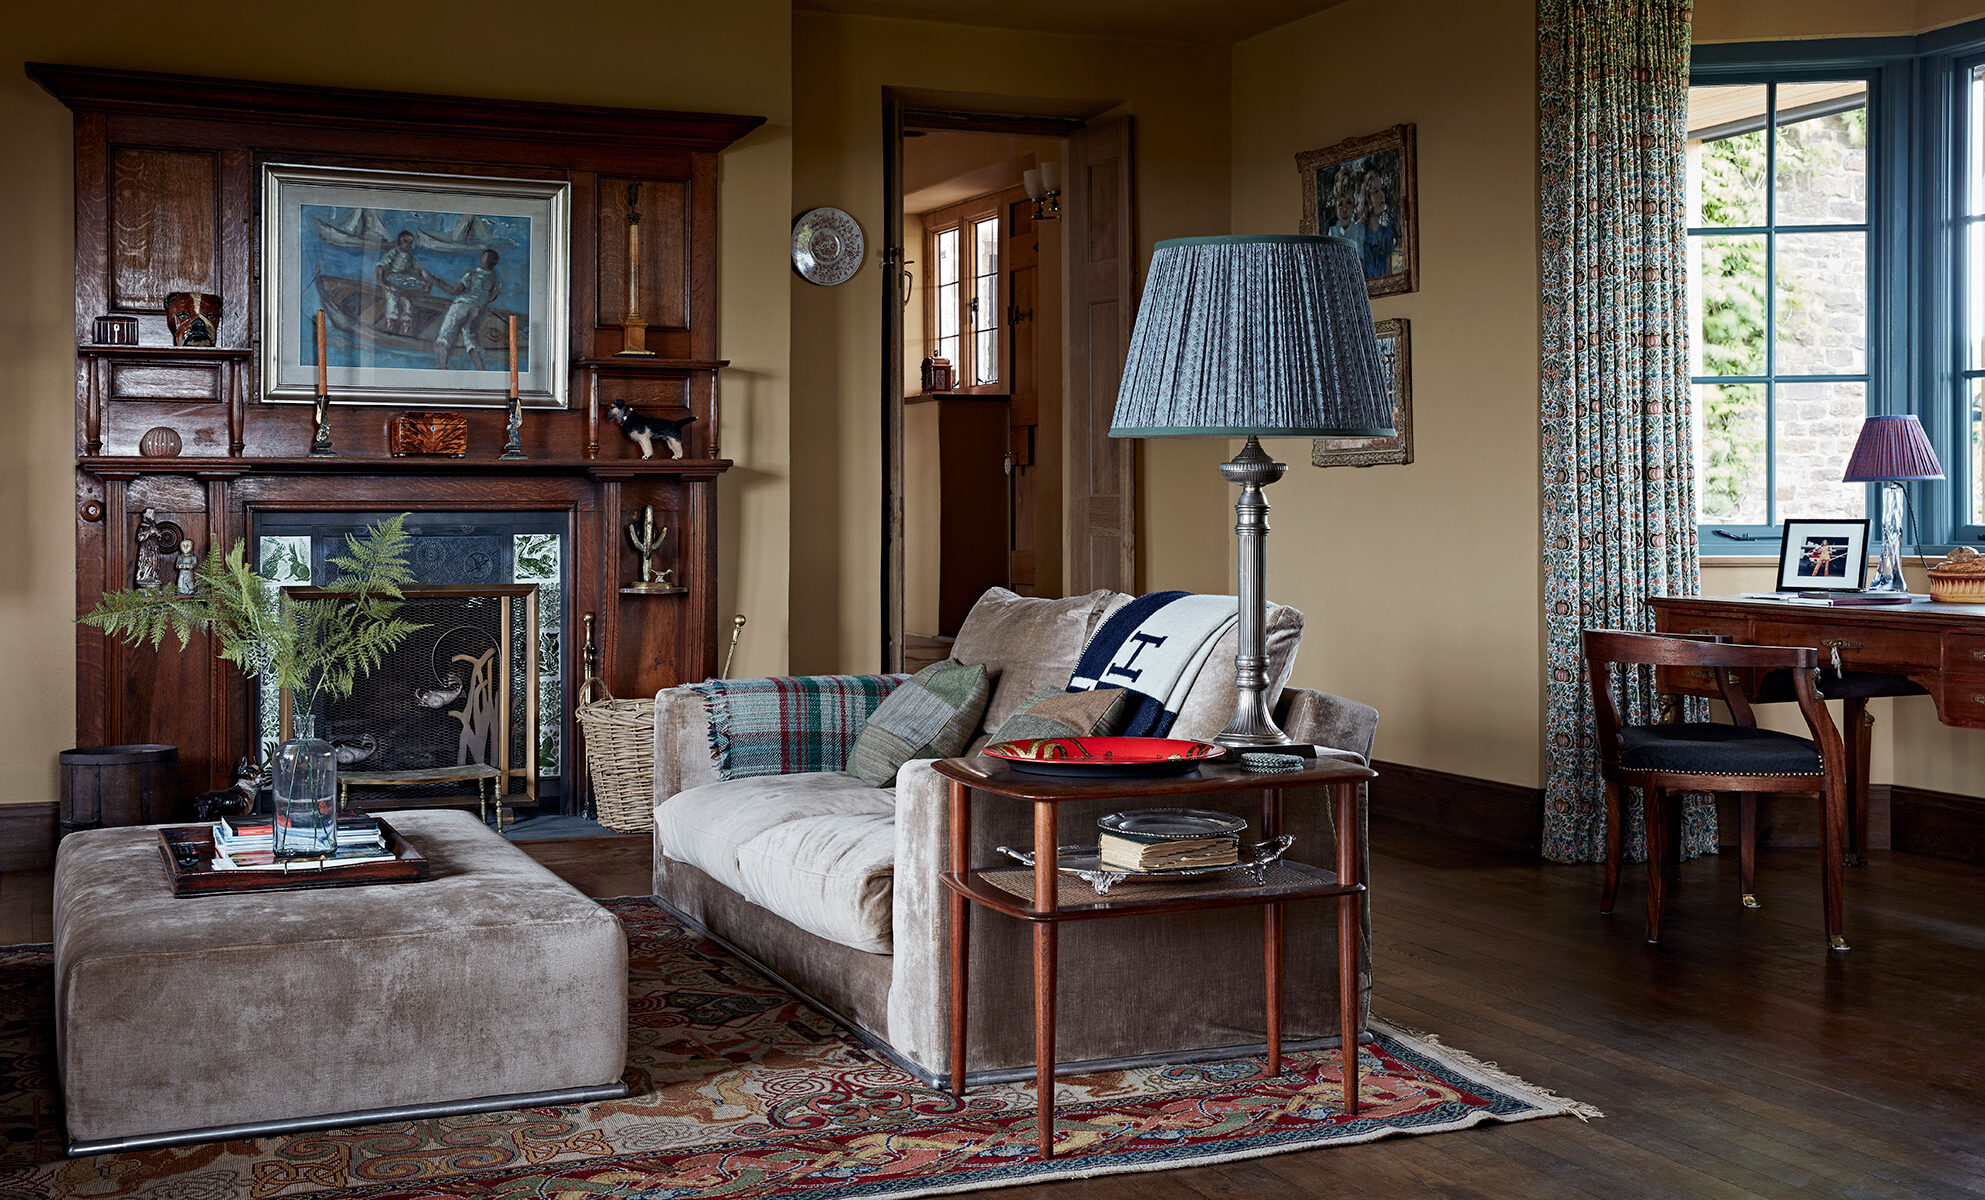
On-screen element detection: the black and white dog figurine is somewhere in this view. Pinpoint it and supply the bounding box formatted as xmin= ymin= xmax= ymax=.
xmin=605 ymin=399 xmax=696 ymax=460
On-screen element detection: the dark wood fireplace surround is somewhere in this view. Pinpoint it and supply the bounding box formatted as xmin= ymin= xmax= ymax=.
xmin=34 ymin=64 xmax=763 ymax=813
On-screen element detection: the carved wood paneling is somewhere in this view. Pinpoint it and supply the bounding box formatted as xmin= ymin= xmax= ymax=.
xmin=39 ymin=64 xmax=761 ymax=813
xmin=595 ymin=177 xmax=691 ymax=341
xmin=110 ymin=148 xmax=218 ymax=313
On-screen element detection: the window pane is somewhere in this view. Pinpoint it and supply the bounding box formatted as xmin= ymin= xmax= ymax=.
xmin=1691 ymin=234 xmax=1767 ymax=377
xmin=935 ymin=282 xmax=958 ymax=341
xmin=1688 ymin=85 xmax=1768 ymax=227
xmin=1971 ymin=377 xmax=1985 ymax=527
xmin=975 ymin=329 xmax=998 ymax=385
xmin=1774 ymin=81 xmax=1868 ymax=226
xmin=1972 ymin=66 xmax=1985 ymax=217
xmin=1695 ymin=381 xmax=1768 ymax=524
xmin=974 ymin=218 xmax=999 ymax=281
xmin=1970 ymin=221 xmax=1985 ymax=371
xmin=936 ymin=228 xmax=960 ymax=286
xmin=1774 ymin=380 xmax=1867 ymax=519
xmin=1776 ymin=231 xmax=1866 ymax=375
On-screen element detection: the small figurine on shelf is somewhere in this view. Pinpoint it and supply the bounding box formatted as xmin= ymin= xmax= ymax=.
xmin=174 ymin=539 xmax=199 ymax=596
xmin=164 ymin=292 xmax=221 ymax=347
xmin=133 ymin=507 xmax=182 ymax=591
xmin=606 ymin=398 xmax=696 ymax=460
xmin=625 ymin=505 xmax=674 ymax=591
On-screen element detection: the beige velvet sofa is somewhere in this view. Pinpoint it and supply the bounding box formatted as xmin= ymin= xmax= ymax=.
xmin=650 ymin=588 xmax=1378 ymax=1083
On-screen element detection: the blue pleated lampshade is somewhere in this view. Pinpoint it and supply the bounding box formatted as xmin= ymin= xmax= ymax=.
xmin=1841 ymin=414 xmax=1943 ymax=482
xmin=1110 ymin=235 xmax=1393 ymax=438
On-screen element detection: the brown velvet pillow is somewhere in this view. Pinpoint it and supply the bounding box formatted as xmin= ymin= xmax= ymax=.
xmin=987 ymin=685 xmax=1132 ymax=744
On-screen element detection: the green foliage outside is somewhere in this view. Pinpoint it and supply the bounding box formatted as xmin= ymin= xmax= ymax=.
xmin=1694 ymin=106 xmax=1866 ymax=523
xmin=82 ymin=515 xmax=425 ymax=721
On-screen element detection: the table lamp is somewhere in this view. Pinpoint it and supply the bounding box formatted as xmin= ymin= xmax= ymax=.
xmin=1842 ymin=414 xmax=1943 ymax=593
xmin=1111 ymin=235 xmax=1392 ymax=750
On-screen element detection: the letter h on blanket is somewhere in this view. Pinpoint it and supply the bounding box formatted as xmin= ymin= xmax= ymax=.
xmin=1067 ymin=591 xmax=1239 ymax=737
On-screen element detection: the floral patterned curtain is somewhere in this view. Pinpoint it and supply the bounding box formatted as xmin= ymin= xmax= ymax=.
xmin=1539 ymin=0 xmax=1712 ymax=863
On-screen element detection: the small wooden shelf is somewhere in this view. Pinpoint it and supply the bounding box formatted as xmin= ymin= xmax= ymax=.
xmin=619 ymin=585 xmax=688 ymax=597
xmin=78 ymin=454 xmax=732 ymax=479
xmin=79 ymin=343 xmax=252 ymax=359
xmin=576 ymin=357 xmax=729 ymax=372
xmin=941 ymin=861 xmax=1356 ymax=923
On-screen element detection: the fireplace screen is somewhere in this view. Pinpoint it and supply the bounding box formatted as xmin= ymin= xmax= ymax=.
xmin=279 ymin=585 xmax=539 ymax=803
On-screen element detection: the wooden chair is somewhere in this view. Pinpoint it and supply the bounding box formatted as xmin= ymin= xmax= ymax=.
xmin=1582 ymin=630 xmax=1850 ymax=952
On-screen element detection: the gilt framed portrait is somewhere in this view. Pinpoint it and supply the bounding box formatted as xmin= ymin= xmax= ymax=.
xmin=260 ymin=164 xmax=570 ymax=408
xmin=1297 ymin=124 xmax=1418 ymax=298
xmin=1313 ymin=318 xmax=1412 ymax=468
xmin=1776 ymin=519 xmax=1871 ymax=591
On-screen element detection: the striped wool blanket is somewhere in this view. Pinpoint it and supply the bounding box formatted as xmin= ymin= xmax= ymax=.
xmin=694 ymin=673 xmax=909 ymax=780
xmin=1068 ymin=591 xmax=1239 ymax=737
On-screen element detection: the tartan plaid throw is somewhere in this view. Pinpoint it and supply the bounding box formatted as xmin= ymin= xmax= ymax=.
xmin=694 ymin=674 xmax=910 ymax=780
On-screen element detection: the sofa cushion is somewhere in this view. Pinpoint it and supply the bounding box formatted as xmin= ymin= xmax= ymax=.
xmin=847 ymin=659 xmax=989 ymax=786
xmin=988 ymin=685 xmax=1132 ymax=744
xmin=1167 ymin=602 xmax=1305 ymax=740
xmin=657 ymin=771 xmax=896 ymax=896
xmin=952 ymin=587 xmax=1123 ymax=733
xmin=735 ymin=811 xmax=897 ymax=953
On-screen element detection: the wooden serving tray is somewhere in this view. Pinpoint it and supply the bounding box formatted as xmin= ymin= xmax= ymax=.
xmin=156 ymin=819 xmax=430 ymax=897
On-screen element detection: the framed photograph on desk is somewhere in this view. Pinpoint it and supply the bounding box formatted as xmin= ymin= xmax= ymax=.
xmin=1777 ymin=519 xmax=1871 ymax=591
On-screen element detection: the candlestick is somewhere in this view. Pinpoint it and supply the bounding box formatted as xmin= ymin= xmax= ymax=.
xmin=499 ymin=315 xmax=526 ymax=459
xmin=309 ymin=309 xmax=334 ymax=457
xmin=617 ymin=181 xmax=656 ymax=356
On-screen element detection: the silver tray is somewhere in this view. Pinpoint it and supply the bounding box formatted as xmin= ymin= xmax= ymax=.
xmin=1098 ymin=808 xmax=1248 ymax=840
xmin=993 ymin=835 xmax=1295 ymax=896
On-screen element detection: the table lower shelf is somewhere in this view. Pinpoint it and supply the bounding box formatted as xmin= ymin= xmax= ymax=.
xmin=942 ymin=860 xmax=1358 ymax=922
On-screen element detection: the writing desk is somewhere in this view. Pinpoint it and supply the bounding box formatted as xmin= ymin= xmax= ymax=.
xmin=1649 ymin=594 xmax=1985 ymax=859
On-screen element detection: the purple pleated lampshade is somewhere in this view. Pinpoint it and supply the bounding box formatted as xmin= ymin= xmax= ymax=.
xmin=1841 ymin=415 xmax=1943 ymax=483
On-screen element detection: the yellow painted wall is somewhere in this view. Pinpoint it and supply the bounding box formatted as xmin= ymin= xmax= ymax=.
xmin=788 ymin=9 xmax=1234 ymax=674
xmin=1230 ymin=0 xmax=1544 ymax=784
xmin=0 ymin=0 xmax=794 ymax=804
xmin=1694 ymin=0 xmax=1965 ymax=42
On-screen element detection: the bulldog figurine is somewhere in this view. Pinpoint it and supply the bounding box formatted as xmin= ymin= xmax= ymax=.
xmin=165 ymin=292 xmax=222 ymax=347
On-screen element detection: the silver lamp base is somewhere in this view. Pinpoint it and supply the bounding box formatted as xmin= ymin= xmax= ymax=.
xmin=1213 ymin=437 xmax=1312 ymax=755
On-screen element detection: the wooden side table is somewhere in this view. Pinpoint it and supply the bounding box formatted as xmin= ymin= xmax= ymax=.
xmin=934 ymin=753 xmax=1375 ymax=1161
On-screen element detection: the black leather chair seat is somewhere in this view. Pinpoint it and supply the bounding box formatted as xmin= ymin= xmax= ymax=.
xmin=1619 ymin=723 xmax=1823 ymax=776
xmin=1754 ymin=669 xmax=1924 ymax=702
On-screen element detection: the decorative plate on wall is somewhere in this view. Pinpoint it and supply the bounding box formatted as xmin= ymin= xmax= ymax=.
xmin=792 ymin=207 xmax=865 ymax=286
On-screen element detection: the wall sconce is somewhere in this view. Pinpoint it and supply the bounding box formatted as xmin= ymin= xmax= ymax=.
xmin=1023 ymin=161 xmax=1063 ymax=220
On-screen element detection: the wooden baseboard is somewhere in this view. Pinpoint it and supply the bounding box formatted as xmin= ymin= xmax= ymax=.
xmin=1890 ymin=786 xmax=1985 ymax=864
xmin=1368 ymin=760 xmax=1543 ymax=855
xmin=0 ymin=803 xmax=59 ymax=873
xmin=1713 ymin=788 xmax=1892 ymax=852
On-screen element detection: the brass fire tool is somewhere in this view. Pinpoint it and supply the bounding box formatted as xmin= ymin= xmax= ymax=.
xmin=723 ymin=614 xmax=747 ymax=678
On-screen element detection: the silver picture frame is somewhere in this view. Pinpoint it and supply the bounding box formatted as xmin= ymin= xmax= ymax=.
xmin=260 ymin=163 xmax=570 ymax=408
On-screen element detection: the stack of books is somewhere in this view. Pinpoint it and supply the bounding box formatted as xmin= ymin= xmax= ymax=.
xmin=1098 ymin=827 xmax=1239 ymax=872
xmin=211 ymin=812 xmax=394 ymax=870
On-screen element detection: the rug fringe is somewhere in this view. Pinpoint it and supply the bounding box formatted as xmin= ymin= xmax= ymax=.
xmin=1372 ymin=1018 xmax=1604 ymax=1122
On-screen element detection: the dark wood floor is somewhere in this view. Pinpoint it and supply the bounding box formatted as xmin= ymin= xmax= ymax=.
xmin=7 ymin=823 xmax=1980 ymax=1196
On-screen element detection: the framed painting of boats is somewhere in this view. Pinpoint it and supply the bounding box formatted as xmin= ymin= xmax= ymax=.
xmin=260 ymin=164 xmax=571 ymax=408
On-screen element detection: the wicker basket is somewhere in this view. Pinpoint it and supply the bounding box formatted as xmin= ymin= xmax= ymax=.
xmin=575 ymin=676 xmax=657 ymax=833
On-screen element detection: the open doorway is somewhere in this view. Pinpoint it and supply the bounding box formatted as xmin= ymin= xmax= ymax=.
xmin=880 ymin=98 xmax=1137 ymax=673
xmin=900 ymin=131 xmax=1066 ymax=671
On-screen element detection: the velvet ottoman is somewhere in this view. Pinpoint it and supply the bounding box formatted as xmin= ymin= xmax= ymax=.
xmin=52 ymin=809 xmax=629 ymax=1155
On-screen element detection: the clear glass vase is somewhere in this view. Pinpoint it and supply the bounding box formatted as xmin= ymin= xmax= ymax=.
xmin=273 ymin=713 xmax=338 ymax=857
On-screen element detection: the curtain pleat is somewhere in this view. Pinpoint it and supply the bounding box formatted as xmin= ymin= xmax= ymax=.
xmin=1539 ymin=0 xmax=1711 ymax=863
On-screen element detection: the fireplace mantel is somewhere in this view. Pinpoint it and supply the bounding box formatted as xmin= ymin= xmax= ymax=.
xmin=44 ymin=64 xmax=761 ymax=814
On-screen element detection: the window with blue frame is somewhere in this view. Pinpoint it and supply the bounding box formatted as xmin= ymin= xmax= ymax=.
xmin=1694 ymin=19 xmax=1985 ymax=554
xmin=1688 ymin=79 xmax=1872 ymax=540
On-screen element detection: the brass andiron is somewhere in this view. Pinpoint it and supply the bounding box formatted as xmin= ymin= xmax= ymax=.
xmin=624 ymin=505 xmax=673 ymax=590
xmin=617 ymin=181 xmax=656 ymax=357
xmin=723 ymin=614 xmax=747 ymax=678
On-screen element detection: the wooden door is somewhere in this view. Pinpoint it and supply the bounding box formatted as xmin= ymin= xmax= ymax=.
xmin=882 ymin=94 xmax=908 ymax=671
xmin=1063 ymin=115 xmax=1137 ymax=595
xmin=1003 ymin=188 xmax=1039 ymax=593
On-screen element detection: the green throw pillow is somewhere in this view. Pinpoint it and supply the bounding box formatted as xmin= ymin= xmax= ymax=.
xmin=988 ymin=685 xmax=1132 ymax=744
xmin=847 ymin=659 xmax=991 ymax=786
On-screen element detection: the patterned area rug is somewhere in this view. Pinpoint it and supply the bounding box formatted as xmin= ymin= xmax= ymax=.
xmin=0 ymin=899 xmax=1594 ymax=1198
